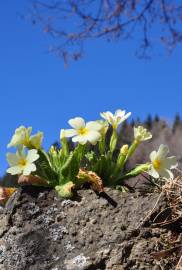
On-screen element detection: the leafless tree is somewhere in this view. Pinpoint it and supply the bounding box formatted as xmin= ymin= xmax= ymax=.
xmin=29 ymin=0 xmax=182 ymax=63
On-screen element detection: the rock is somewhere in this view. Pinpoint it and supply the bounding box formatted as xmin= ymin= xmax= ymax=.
xmin=0 ymin=186 xmax=179 ymax=270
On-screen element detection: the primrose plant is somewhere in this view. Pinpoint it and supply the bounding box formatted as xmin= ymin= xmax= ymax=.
xmin=5 ymin=109 xmax=178 ymax=199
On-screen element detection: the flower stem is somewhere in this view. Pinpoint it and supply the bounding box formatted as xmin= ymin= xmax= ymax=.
xmin=99 ymin=135 xmax=105 ymax=155
xmin=109 ymin=129 xmax=117 ymax=156
xmin=61 ymin=137 xmax=69 ymax=157
xmin=114 ymin=163 xmax=151 ymax=185
xmin=125 ymin=140 xmax=140 ymax=162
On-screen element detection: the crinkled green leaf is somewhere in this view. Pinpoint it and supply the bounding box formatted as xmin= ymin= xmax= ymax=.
xmin=59 ymin=144 xmax=86 ymax=184
xmin=35 ymin=149 xmax=58 ymax=185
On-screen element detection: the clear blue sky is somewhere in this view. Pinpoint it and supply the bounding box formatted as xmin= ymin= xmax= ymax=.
xmin=0 ymin=1 xmax=181 ymax=176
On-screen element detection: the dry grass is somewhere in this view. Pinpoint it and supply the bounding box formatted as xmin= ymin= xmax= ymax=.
xmin=136 ymin=173 xmax=182 ymax=269
xmin=163 ymin=172 xmax=182 ymax=225
xmin=162 ymin=172 xmax=182 ymax=270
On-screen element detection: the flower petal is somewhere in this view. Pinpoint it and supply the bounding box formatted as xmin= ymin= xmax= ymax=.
xmin=86 ymin=121 xmax=102 ymax=131
xmin=16 ymin=147 xmax=26 ymax=160
xmin=23 ymin=163 xmax=37 ymax=175
xmin=6 ymin=153 xmax=19 ymax=166
xmin=26 ymin=149 xmax=39 ymax=163
xmin=150 ymin=151 xmax=157 ymax=162
xmin=72 ymin=135 xmax=87 ymax=145
xmin=7 ymin=166 xmax=22 ymax=175
xmin=115 ymin=109 xmax=125 ymax=118
xmin=163 ymin=156 xmax=178 ymax=169
xmin=100 ymin=111 xmax=114 ymax=124
xmin=157 ymin=144 xmax=169 ymax=159
xmin=68 ymin=117 xmax=85 ymax=129
xmin=159 ymin=168 xmax=174 ymax=180
xmin=64 ymin=129 xmax=78 ymax=138
xmin=30 ymin=132 xmax=43 ymax=149
xmin=120 ymin=112 xmax=131 ymax=122
xmin=7 ymin=126 xmax=32 ymax=148
xmin=7 ymin=133 xmax=22 ymax=148
xmin=148 ymin=167 xmax=159 ymax=178
xmin=87 ymin=131 xmax=101 ymax=145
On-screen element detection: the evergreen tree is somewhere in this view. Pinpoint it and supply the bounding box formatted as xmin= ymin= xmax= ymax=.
xmin=173 ymin=114 xmax=181 ymax=132
xmin=145 ymin=114 xmax=153 ymax=130
xmin=131 ymin=119 xmax=135 ymax=127
xmin=154 ymin=115 xmax=160 ymax=122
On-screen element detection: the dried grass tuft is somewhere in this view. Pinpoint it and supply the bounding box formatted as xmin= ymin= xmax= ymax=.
xmin=162 ymin=172 xmax=182 ymax=270
xmin=162 ymin=173 xmax=182 ymax=224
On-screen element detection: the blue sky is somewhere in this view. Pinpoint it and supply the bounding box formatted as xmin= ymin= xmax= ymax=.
xmin=0 ymin=1 xmax=181 ymax=176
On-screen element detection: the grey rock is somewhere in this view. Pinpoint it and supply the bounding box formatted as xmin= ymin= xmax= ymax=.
xmin=0 ymin=186 xmax=179 ymax=270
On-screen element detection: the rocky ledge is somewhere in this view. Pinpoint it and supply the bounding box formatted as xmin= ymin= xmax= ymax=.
xmin=0 ymin=186 xmax=180 ymax=270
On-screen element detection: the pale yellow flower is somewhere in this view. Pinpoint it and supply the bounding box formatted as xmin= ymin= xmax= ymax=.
xmin=148 ymin=144 xmax=178 ymax=179
xmin=97 ymin=120 xmax=109 ymax=136
xmin=134 ymin=126 xmax=152 ymax=142
xmin=60 ymin=129 xmax=66 ymax=139
xmin=100 ymin=109 xmax=131 ymax=129
xmin=7 ymin=148 xmax=39 ymax=176
xmin=30 ymin=132 xmax=43 ymax=149
xmin=64 ymin=117 xmax=102 ymax=145
xmin=8 ymin=126 xmax=43 ymax=149
xmin=8 ymin=126 xmax=32 ymax=148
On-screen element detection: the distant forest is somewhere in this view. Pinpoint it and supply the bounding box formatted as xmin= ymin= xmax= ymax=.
xmin=1 ymin=114 xmax=182 ymax=187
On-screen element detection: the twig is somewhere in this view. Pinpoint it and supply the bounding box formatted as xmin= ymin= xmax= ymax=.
xmin=135 ymin=192 xmax=163 ymax=230
xmin=175 ymin=254 xmax=182 ymax=270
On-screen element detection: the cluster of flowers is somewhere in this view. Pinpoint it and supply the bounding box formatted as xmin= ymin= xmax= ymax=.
xmin=1 ymin=109 xmax=178 ymax=202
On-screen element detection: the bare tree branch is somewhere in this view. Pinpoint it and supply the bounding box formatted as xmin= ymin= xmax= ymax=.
xmin=28 ymin=0 xmax=182 ymax=63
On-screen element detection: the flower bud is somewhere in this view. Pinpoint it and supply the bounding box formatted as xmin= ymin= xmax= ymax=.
xmin=120 ymin=144 xmax=129 ymax=156
xmin=55 ymin=182 xmax=75 ymax=198
xmin=60 ymin=129 xmax=69 ymax=156
xmin=134 ymin=126 xmax=152 ymax=142
xmin=110 ymin=129 xmax=117 ymax=154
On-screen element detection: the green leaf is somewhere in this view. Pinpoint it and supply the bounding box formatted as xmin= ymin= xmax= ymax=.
xmin=85 ymin=151 xmax=96 ymax=162
xmin=115 ymin=163 xmax=151 ymax=185
xmin=61 ymin=152 xmax=75 ymax=179
xmin=35 ymin=149 xmax=58 ymax=186
xmin=58 ymin=144 xmax=86 ymax=185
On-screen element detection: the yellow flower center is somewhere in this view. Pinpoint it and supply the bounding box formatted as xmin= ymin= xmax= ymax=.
xmin=18 ymin=158 xmax=27 ymax=168
xmin=153 ymin=159 xmax=161 ymax=170
xmin=78 ymin=127 xmax=88 ymax=136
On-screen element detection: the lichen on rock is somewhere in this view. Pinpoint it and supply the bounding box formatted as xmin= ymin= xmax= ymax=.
xmin=0 ymin=186 xmax=180 ymax=270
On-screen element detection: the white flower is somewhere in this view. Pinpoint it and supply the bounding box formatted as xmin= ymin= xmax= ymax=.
xmin=6 ymin=148 xmax=39 ymax=176
xmin=64 ymin=117 xmax=102 ymax=145
xmin=7 ymin=126 xmax=43 ymax=149
xmin=8 ymin=126 xmax=32 ymax=148
xmin=100 ymin=109 xmax=131 ymax=129
xmin=29 ymin=132 xmax=43 ymax=149
xmin=148 ymin=144 xmax=178 ymax=179
xmin=97 ymin=120 xmax=109 ymax=136
xmin=60 ymin=129 xmax=66 ymax=140
xmin=134 ymin=126 xmax=152 ymax=142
